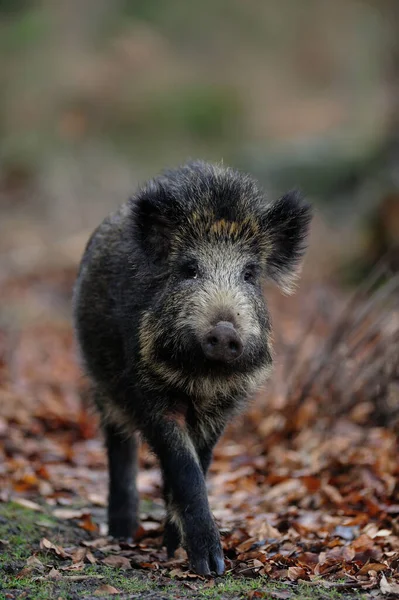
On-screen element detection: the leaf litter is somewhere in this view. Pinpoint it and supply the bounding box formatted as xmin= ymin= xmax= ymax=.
xmin=0 ymin=261 xmax=398 ymax=594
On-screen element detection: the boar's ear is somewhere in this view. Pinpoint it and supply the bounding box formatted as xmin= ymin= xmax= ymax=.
xmin=260 ymin=190 xmax=312 ymax=294
xmin=132 ymin=182 xmax=173 ymax=264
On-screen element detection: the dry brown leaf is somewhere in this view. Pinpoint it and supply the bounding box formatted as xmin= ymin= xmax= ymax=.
xmin=255 ymin=521 xmax=282 ymax=540
xmin=357 ymin=562 xmax=388 ymax=575
xmin=288 ymin=566 xmax=307 ymax=581
xmin=40 ymin=538 xmax=70 ymax=559
xmin=350 ymin=534 xmax=374 ymax=552
xmin=321 ymin=484 xmax=343 ymax=505
xmin=94 ymin=584 xmax=121 ymax=595
xmin=71 ymin=547 xmax=88 ymax=563
xmin=79 ymin=514 xmax=98 ymax=532
xmin=102 ymin=555 xmax=131 ymax=569
xmin=236 ymin=537 xmax=259 ymax=553
xmin=139 ymin=561 xmax=159 ymax=569
xmin=183 ymin=581 xmax=199 ymax=590
xmin=59 ymin=562 xmax=85 ymax=572
xmin=26 ymin=556 xmax=45 ymax=569
xmin=169 ymin=568 xmax=202 ymax=580
xmin=16 ymin=556 xmax=45 ymax=578
xmin=48 ymin=567 xmax=62 ymax=580
xmin=86 ymin=550 xmax=97 ymax=564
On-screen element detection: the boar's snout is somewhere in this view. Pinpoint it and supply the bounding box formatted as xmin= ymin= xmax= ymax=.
xmin=201 ymin=321 xmax=243 ymax=363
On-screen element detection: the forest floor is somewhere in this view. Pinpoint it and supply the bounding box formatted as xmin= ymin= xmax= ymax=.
xmin=0 ymin=263 xmax=398 ymax=600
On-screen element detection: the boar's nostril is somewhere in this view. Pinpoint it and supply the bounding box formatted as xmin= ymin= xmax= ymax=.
xmin=202 ymin=322 xmax=243 ymax=363
xmin=229 ymin=340 xmax=239 ymax=353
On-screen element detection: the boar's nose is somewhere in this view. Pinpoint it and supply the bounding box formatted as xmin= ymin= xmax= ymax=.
xmin=202 ymin=321 xmax=243 ymax=363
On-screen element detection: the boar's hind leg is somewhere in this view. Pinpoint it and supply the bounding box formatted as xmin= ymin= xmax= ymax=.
xmin=105 ymin=424 xmax=139 ymax=540
xmin=163 ymin=482 xmax=182 ymax=558
xmin=143 ymin=418 xmax=225 ymax=576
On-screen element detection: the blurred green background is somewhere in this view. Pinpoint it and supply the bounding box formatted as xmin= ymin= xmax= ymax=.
xmin=1 ymin=0 xmax=398 ymax=282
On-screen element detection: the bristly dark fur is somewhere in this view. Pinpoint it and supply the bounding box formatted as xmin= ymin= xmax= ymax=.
xmin=72 ymin=160 xmax=312 ymax=576
xmin=261 ymin=189 xmax=313 ymax=293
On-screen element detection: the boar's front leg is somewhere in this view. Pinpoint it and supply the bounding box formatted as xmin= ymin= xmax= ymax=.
xmin=162 ymin=421 xmax=225 ymax=559
xmin=194 ymin=419 xmax=226 ymax=477
xmin=105 ymin=424 xmax=139 ymax=540
xmin=143 ymin=417 xmax=225 ymax=576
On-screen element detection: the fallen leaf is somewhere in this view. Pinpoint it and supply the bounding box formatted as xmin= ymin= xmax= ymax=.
xmin=40 ymin=538 xmax=70 ymax=559
xmin=94 ymin=584 xmax=121 ymax=595
xmin=139 ymin=561 xmax=159 ymax=569
xmin=79 ymin=514 xmax=98 ymax=532
xmin=183 ymin=582 xmax=198 ymax=590
xmin=86 ymin=550 xmax=96 ymax=564
xmin=59 ymin=562 xmax=85 ymax=572
xmin=174 ymin=547 xmax=188 ymax=560
xmin=71 ymin=547 xmax=87 ymax=563
xmin=13 ymin=498 xmax=42 ymax=511
xmin=102 ymin=555 xmax=131 ymax=569
xmin=288 ymin=566 xmax=307 ymax=581
xmin=16 ymin=556 xmax=46 ymax=578
xmin=26 ymin=556 xmax=45 ymax=570
xmin=380 ymin=574 xmax=399 ymax=595
xmin=81 ymin=537 xmax=110 ymax=549
xmin=48 ymin=567 xmax=62 ymax=580
xmin=87 ymin=493 xmax=106 ymax=507
xmin=35 ymin=574 xmax=105 ymax=582
xmin=252 ymin=559 xmax=265 ymax=570
xmin=52 ymin=508 xmax=87 ymax=519
xmin=169 ymin=568 xmax=203 ymax=580
xmin=357 ymin=562 xmax=388 ymax=575
xmin=236 ymin=537 xmax=259 ymax=553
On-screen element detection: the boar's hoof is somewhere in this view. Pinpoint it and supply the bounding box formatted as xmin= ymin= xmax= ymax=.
xmin=186 ymin=524 xmax=225 ymax=576
xmin=108 ymin=515 xmax=138 ymax=542
xmin=190 ymin=548 xmax=225 ymax=577
xmin=202 ymin=321 xmax=243 ymax=363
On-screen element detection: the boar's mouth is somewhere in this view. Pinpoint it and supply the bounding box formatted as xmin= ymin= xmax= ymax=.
xmin=181 ymin=333 xmax=271 ymax=377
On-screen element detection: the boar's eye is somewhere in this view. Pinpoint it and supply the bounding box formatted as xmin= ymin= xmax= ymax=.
xmin=181 ymin=262 xmax=199 ymax=280
xmin=243 ymin=264 xmax=258 ymax=285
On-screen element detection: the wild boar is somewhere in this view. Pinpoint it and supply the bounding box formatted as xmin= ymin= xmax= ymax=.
xmin=73 ymin=161 xmax=312 ymax=575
